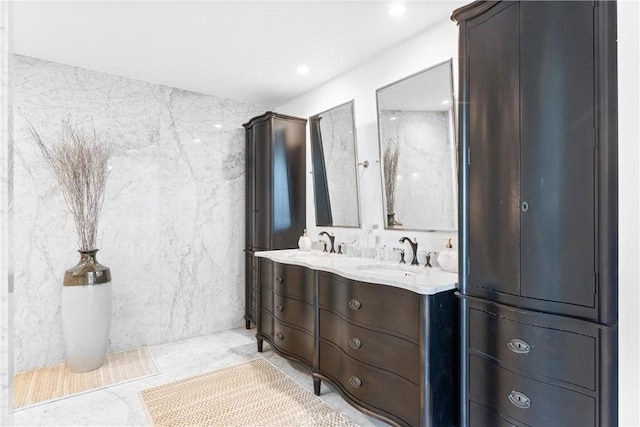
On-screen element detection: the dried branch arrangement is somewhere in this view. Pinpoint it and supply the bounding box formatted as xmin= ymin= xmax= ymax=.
xmin=383 ymin=139 xmax=400 ymax=215
xmin=29 ymin=119 xmax=111 ymax=251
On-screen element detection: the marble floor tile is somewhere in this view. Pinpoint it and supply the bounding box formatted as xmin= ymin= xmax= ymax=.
xmin=11 ymin=327 xmax=389 ymax=427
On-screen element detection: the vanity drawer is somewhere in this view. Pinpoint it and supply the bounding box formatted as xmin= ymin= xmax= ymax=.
xmin=319 ymin=308 xmax=419 ymax=384
xmin=318 ymin=272 xmax=419 ymax=342
xmin=273 ymin=320 xmax=314 ymax=366
xmin=319 ymin=340 xmax=419 ymax=427
xmin=469 ymin=307 xmax=596 ymax=390
xmin=259 ymin=257 xmax=273 ymax=287
xmin=469 ymin=354 xmax=595 ymax=427
xmin=469 ymin=400 xmax=526 ymax=427
xmin=274 ymin=263 xmax=313 ymax=303
xmin=260 ymin=286 xmax=273 ymax=313
xmin=274 ymin=293 xmax=314 ymax=334
xmin=259 ymin=309 xmax=274 ymax=338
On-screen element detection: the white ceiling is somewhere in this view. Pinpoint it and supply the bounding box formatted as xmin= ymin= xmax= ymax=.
xmin=9 ymin=1 xmax=465 ymax=107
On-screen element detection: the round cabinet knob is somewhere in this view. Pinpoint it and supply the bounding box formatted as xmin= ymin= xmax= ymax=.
xmin=348 ymin=299 xmax=362 ymax=310
xmin=508 ymin=390 xmax=531 ymax=409
xmin=275 ymin=277 xmax=284 ymax=285
xmin=275 ymin=304 xmax=284 ymax=312
xmin=521 ymin=201 xmax=529 ymax=212
xmin=349 ymin=376 xmax=362 ymax=388
xmin=276 ymin=332 xmax=284 ymax=340
xmin=349 ymin=337 xmax=362 ymax=350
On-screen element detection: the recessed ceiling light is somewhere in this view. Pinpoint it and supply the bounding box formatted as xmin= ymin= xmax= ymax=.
xmin=388 ymin=2 xmax=406 ymax=17
xmin=296 ymin=65 xmax=310 ymax=75
xmin=390 ymin=116 xmax=397 ymax=121
xmin=214 ymin=124 xmax=222 ymax=129
xmin=441 ymin=99 xmax=450 ymax=105
xmin=193 ymin=138 xmax=201 ymax=143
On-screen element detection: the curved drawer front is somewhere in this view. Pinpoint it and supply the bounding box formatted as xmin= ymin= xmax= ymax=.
xmin=469 ymin=308 xmax=596 ymax=390
xmin=273 ymin=293 xmax=314 ymax=334
xmin=260 ymin=309 xmax=274 ymax=339
xmin=273 ymin=320 xmax=314 ymax=366
xmin=469 ymin=354 xmax=595 ymax=427
xmin=319 ymin=340 xmax=419 ymax=427
xmin=259 ymin=258 xmax=273 ymax=287
xmin=274 ymin=263 xmax=313 ymax=303
xmin=319 ymin=308 xmax=419 ymax=384
xmin=260 ymin=286 xmax=273 ymax=314
xmin=318 ymin=272 xmax=419 ymax=342
xmin=469 ymin=400 xmax=525 ymax=427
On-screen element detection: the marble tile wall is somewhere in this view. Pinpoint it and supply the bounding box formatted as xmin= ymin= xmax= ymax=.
xmin=11 ymin=54 xmax=269 ymax=371
xmin=0 ymin=3 xmax=14 ymax=424
xmin=379 ymin=110 xmax=455 ymax=230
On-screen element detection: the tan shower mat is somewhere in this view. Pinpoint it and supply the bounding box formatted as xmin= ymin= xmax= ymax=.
xmin=140 ymin=358 xmax=358 ymax=427
xmin=13 ymin=346 xmax=160 ymax=410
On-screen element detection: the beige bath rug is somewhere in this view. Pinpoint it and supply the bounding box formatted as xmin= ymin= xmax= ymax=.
xmin=13 ymin=346 xmax=159 ymax=410
xmin=140 ymin=358 xmax=358 ymax=427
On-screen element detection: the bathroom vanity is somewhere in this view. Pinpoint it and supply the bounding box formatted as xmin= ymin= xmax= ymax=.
xmin=254 ymin=250 xmax=459 ymax=427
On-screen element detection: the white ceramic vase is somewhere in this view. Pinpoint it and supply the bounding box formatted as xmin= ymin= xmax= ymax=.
xmin=62 ymin=250 xmax=112 ymax=373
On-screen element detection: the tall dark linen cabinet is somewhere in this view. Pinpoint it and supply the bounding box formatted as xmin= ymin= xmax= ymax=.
xmin=453 ymin=1 xmax=618 ymax=426
xmin=243 ymin=112 xmax=307 ymax=328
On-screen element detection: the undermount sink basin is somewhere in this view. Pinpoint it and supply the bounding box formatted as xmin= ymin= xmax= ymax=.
xmin=286 ymin=251 xmax=330 ymax=259
xmin=287 ymin=251 xmax=313 ymax=258
xmin=356 ymin=264 xmax=428 ymax=277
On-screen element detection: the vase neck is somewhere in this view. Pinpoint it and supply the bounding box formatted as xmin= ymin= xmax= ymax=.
xmin=78 ymin=249 xmax=99 ymax=262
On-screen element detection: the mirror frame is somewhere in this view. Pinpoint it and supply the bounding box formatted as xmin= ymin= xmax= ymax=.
xmin=375 ymin=59 xmax=458 ymax=232
xmin=309 ymin=99 xmax=362 ymax=229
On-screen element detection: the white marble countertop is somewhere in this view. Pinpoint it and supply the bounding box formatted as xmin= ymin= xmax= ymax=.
xmin=254 ymin=249 xmax=458 ymax=296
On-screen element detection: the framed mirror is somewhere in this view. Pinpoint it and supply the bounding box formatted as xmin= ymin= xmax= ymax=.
xmin=376 ymin=59 xmax=457 ymax=231
xmin=309 ymin=101 xmax=361 ymax=228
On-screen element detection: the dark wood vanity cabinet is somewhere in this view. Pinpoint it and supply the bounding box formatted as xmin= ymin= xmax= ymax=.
xmin=457 ymin=0 xmax=617 ymax=322
xmin=453 ymin=1 xmax=617 ymax=425
xmin=465 ymin=297 xmax=617 ymax=427
xmin=255 ymin=259 xmax=458 ymax=427
xmin=257 ymin=260 xmax=315 ymax=366
xmin=243 ymin=112 xmax=306 ymax=328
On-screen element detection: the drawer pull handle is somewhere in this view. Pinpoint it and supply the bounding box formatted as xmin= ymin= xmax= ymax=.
xmin=508 ymin=339 xmax=531 ymax=354
xmin=349 ymin=338 xmax=362 ymax=350
xmin=276 ymin=304 xmax=284 ymax=312
xmin=349 ymin=376 xmax=362 ymax=388
xmin=508 ymin=391 xmax=531 ymax=409
xmin=349 ymin=299 xmax=362 ymax=310
xmin=275 ymin=277 xmax=283 ymax=285
xmin=276 ymin=332 xmax=284 ymax=340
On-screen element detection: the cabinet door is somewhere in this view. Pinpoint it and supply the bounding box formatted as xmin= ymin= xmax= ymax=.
xmin=245 ymin=252 xmax=257 ymax=325
xmin=253 ymin=120 xmax=272 ymax=250
xmin=468 ymin=2 xmax=521 ymax=296
xmin=520 ymin=1 xmax=596 ymax=307
xmin=271 ymin=118 xmax=306 ymax=250
xmin=245 ymin=127 xmax=255 ymax=250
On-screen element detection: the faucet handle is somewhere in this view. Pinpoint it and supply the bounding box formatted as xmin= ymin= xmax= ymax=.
xmin=393 ymin=247 xmax=406 ymax=264
xmin=337 ymin=242 xmax=344 ymax=255
xmin=425 ymin=251 xmax=433 ymax=268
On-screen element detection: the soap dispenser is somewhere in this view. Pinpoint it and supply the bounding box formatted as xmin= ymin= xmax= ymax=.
xmin=437 ymin=237 xmax=458 ymax=273
xmin=298 ymin=229 xmax=312 ymax=251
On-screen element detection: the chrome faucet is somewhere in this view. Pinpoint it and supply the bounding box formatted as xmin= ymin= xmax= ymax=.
xmin=319 ymin=231 xmax=336 ymax=253
xmin=399 ymin=237 xmax=419 ymax=265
